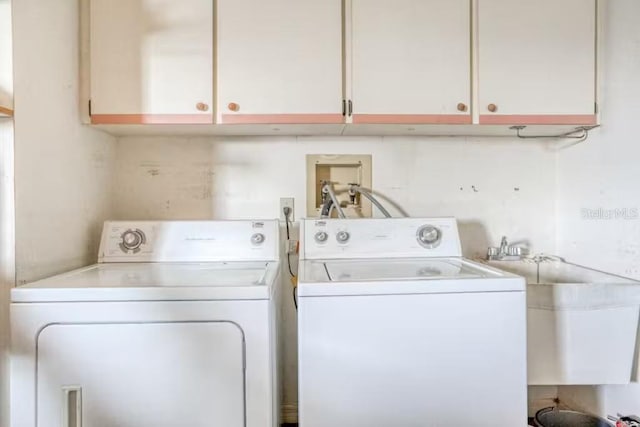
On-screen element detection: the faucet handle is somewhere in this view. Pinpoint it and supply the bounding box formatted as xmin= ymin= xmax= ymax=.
xmin=507 ymin=246 xmax=522 ymax=257
xmin=486 ymin=247 xmax=499 ymax=260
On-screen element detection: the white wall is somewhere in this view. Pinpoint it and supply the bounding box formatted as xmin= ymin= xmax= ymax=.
xmin=0 ymin=120 xmax=13 ymax=427
xmin=114 ymin=135 xmax=557 ymax=416
xmin=114 ymin=136 xmax=556 ymax=255
xmin=556 ymin=0 xmax=640 ymax=417
xmin=12 ymin=0 xmax=117 ymax=285
xmin=0 ymin=2 xmax=13 ymax=426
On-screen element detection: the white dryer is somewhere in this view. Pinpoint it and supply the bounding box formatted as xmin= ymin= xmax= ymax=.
xmin=11 ymin=220 xmax=280 ymax=427
xmin=297 ymin=218 xmax=527 ymax=427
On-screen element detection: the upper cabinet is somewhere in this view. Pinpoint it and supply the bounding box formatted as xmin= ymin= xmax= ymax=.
xmin=478 ymin=0 xmax=597 ymax=125
xmin=349 ymin=0 xmax=471 ymax=124
xmin=86 ymin=0 xmax=599 ymax=135
xmin=216 ymin=0 xmax=344 ymax=124
xmin=89 ymin=0 xmax=214 ymax=124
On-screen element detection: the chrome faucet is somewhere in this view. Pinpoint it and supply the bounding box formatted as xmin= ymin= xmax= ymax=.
xmin=499 ymin=236 xmax=509 ymax=256
xmin=487 ymin=236 xmax=526 ymax=261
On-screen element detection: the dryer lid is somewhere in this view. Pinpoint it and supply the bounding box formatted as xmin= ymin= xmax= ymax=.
xmin=12 ymin=261 xmax=279 ymax=302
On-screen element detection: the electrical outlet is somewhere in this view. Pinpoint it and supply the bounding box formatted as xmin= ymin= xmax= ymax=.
xmin=280 ymin=197 xmax=295 ymax=221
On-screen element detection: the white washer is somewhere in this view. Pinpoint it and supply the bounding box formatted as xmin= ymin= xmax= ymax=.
xmin=11 ymin=220 xmax=281 ymax=427
xmin=298 ymin=218 xmax=527 ymax=427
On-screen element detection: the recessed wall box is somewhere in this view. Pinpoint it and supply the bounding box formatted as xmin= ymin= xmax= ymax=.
xmin=306 ymin=154 xmax=373 ymax=218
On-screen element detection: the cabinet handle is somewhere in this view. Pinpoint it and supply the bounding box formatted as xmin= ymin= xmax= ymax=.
xmin=63 ymin=386 xmax=82 ymax=427
xmin=457 ymin=103 xmax=468 ymax=112
xmin=348 ymin=100 xmax=353 ymax=117
xmin=487 ymin=103 xmax=498 ymax=113
xmin=227 ymin=102 xmax=240 ymax=112
xmin=196 ymin=102 xmax=209 ymax=112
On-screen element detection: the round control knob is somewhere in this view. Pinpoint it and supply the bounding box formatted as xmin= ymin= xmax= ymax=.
xmin=416 ymin=225 xmax=442 ymax=249
xmin=121 ymin=229 xmax=145 ymax=251
xmin=336 ymin=231 xmax=350 ymax=244
xmin=315 ymin=231 xmax=329 ymax=243
xmin=251 ymin=233 xmax=265 ymax=245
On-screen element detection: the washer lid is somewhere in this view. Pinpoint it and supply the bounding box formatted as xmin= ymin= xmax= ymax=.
xmin=298 ymin=258 xmax=525 ymax=296
xmin=12 ymin=261 xmax=279 ymax=302
xmin=324 ymin=258 xmax=493 ymax=281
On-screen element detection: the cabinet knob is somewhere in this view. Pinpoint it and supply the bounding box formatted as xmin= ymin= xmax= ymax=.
xmin=457 ymin=103 xmax=468 ymax=112
xmin=487 ymin=103 xmax=498 ymax=113
xmin=228 ymin=102 xmax=240 ymax=112
xmin=196 ymin=102 xmax=209 ymax=112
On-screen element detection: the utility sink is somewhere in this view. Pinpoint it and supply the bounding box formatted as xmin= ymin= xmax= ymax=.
xmin=485 ymin=259 xmax=640 ymax=309
xmin=482 ymin=259 xmax=640 ymax=385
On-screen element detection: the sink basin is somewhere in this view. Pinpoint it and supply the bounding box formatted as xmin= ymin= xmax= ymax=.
xmin=485 ymin=259 xmax=640 ymax=309
xmin=482 ymin=259 xmax=640 ymax=385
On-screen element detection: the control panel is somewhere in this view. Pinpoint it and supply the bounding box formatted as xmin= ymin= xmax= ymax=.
xmin=98 ymin=220 xmax=279 ymax=263
xmin=301 ymin=218 xmax=462 ymax=260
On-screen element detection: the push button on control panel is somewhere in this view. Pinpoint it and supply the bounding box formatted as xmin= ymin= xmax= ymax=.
xmin=251 ymin=233 xmax=266 ymax=245
xmin=314 ymin=231 xmax=329 ymax=243
xmin=336 ymin=231 xmax=350 ymax=244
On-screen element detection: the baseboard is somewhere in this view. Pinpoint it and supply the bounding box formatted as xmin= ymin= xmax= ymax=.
xmin=281 ymin=403 xmax=298 ymax=424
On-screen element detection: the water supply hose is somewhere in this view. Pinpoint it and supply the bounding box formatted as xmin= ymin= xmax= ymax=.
xmin=322 ymin=183 xmax=346 ymax=218
xmin=352 ymin=186 xmax=392 ymax=218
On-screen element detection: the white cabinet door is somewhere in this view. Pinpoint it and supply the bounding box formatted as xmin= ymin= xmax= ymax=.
xmin=90 ymin=0 xmax=214 ymax=124
xmin=478 ymin=0 xmax=597 ymax=125
xmin=217 ymin=0 xmax=343 ymax=124
xmin=37 ymin=322 xmax=244 ymax=427
xmin=350 ymin=0 xmax=471 ymax=124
